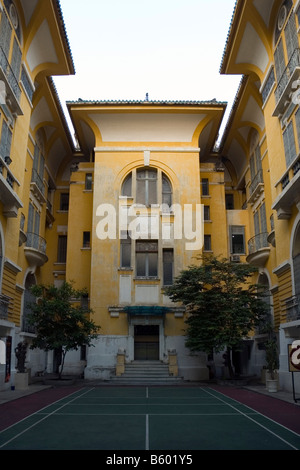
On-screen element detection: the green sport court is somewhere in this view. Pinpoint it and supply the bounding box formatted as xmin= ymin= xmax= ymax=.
xmin=1 ymin=385 xmax=300 ymax=450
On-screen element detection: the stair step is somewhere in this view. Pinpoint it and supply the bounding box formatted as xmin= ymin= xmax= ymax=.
xmin=111 ymin=360 xmax=183 ymax=384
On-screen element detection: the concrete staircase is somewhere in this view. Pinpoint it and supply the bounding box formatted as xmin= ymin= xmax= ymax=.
xmin=111 ymin=360 xmax=184 ymax=384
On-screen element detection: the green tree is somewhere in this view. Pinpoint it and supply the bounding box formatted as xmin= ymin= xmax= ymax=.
xmin=28 ymin=282 xmax=100 ymax=379
xmin=165 ymin=256 xmax=270 ymax=376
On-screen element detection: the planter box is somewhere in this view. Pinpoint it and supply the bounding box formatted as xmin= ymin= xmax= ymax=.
xmin=266 ymin=379 xmax=278 ymax=393
xmin=15 ymin=372 xmax=29 ymax=390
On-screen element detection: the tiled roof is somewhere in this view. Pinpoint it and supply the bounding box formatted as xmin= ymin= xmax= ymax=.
xmin=66 ymin=99 xmax=227 ymax=106
xmin=55 ymin=0 xmax=76 ymax=74
xmin=219 ymin=0 xmax=240 ymax=73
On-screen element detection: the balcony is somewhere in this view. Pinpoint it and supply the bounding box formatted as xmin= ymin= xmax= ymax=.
xmin=0 ymin=158 xmax=23 ymax=217
xmin=246 ymin=232 xmax=270 ymax=267
xmin=0 ymin=46 xmax=22 ymax=116
xmin=284 ymin=295 xmax=300 ymax=323
xmin=272 ymin=156 xmax=300 ymax=219
xmin=24 ymin=232 xmax=48 ymax=272
xmin=248 ymin=170 xmax=264 ymax=205
xmin=30 ymin=169 xmax=46 ymax=204
xmin=46 ymin=199 xmax=55 ymax=227
xmin=273 ymin=48 xmax=300 ymax=117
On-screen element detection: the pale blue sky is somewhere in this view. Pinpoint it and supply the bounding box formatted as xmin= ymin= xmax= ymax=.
xmin=54 ymin=0 xmax=241 ymax=136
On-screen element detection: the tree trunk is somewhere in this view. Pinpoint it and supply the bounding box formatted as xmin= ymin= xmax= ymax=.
xmin=58 ymin=350 xmax=67 ymax=379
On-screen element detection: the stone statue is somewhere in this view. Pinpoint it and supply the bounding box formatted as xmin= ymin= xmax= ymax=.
xmin=15 ymin=341 xmax=28 ymax=373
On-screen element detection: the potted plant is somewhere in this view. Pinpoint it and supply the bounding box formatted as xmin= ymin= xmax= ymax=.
xmin=265 ymin=338 xmax=279 ymax=392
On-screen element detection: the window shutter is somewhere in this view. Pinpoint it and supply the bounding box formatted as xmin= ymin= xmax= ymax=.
xmin=0 ymin=11 xmax=12 ymax=60
xmin=274 ymin=39 xmax=285 ymax=81
xmin=27 ymin=203 xmax=34 ymax=233
xmin=34 ymin=210 xmax=40 ymax=236
xmin=255 ymin=145 xmax=262 ymax=172
xmin=259 ymin=203 xmax=267 ymax=234
xmin=0 ymin=120 xmax=8 ymax=157
xmin=254 ymin=211 xmax=260 ymax=236
xmin=283 ymin=122 xmax=296 ymax=166
xmin=249 ymin=155 xmax=256 ymax=180
xmin=284 ymin=14 xmax=298 ymax=61
xmin=33 ymin=144 xmax=39 ymax=171
xmin=11 ymin=37 xmax=22 ymax=80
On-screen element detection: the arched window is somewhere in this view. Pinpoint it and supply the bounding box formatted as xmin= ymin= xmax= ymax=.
xmin=162 ymin=174 xmax=172 ymax=208
xmin=121 ymin=173 xmax=132 ymax=197
xmin=121 ymin=169 xmax=172 ymax=208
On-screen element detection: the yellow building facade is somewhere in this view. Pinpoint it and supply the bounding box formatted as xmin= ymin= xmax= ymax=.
xmin=1 ymin=0 xmax=300 ymax=391
xmin=0 ymin=0 xmax=75 ymax=389
xmin=220 ymin=0 xmax=300 ymax=391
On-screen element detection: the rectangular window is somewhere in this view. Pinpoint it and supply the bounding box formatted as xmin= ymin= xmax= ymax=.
xmin=136 ymin=240 xmax=158 ymax=277
xmin=204 ymin=235 xmax=211 ymax=252
xmin=201 ymin=178 xmax=209 ymax=196
xmin=283 ymin=121 xmax=297 ymax=167
xmin=81 ymin=294 xmax=89 ymax=311
xmin=60 ymin=193 xmax=69 ymax=211
xmin=204 ymin=206 xmax=210 ymax=221
xmin=230 ymin=226 xmax=245 ymax=254
xmin=85 ymin=173 xmax=93 ymax=190
xmin=120 ymin=231 xmax=131 ymax=268
xmin=83 ymin=231 xmax=90 ymax=248
xmin=225 ymin=194 xmax=234 ymax=210
xmin=163 ymin=249 xmax=174 ymax=286
xmin=57 ymin=235 xmax=67 ymax=263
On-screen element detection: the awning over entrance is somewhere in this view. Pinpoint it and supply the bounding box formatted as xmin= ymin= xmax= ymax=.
xmin=124 ymin=306 xmax=170 ymax=316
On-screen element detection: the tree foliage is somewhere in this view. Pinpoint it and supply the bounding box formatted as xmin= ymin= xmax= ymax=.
xmin=28 ymin=281 xmax=100 ymax=378
xmin=165 ymin=256 xmax=270 ymax=355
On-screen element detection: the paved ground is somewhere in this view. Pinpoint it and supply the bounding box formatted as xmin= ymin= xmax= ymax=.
xmin=1 ymin=379 xmax=300 ymax=451
xmin=0 ymin=377 xmax=299 ymax=405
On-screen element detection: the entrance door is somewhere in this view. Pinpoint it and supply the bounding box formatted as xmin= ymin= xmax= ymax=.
xmin=134 ymin=325 xmax=159 ymax=360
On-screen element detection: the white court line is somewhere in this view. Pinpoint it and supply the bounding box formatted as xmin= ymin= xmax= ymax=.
xmin=0 ymin=388 xmax=94 ymax=449
xmin=145 ymin=415 xmax=149 ymax=450
xmin=59 ymin=403 xmax=231 ymax=406
xmin=204 ymin=387 xmax=299 ymax=450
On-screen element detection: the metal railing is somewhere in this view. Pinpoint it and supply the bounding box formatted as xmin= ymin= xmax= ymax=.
xmin=275 ymin=48 xmax=300 ymax=104
xmin=249 ymin=170 xmax=264 ymax=196
xmin=26 ymin=232 xmax=47 ymax=254
xmin=284 ymin=295 xmax=300 ymax=322
xmin=248 ymin=232 xmax=269 ymax=255
xmin=0 ymin=46 xmax=21 ymax=102
xmin=31 ymin=169 xmax=45 ymax=196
